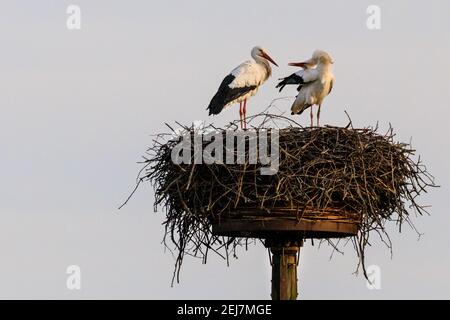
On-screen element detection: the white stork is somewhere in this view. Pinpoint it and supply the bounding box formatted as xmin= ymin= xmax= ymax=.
xmin=207 ymin=46 xmax=278 ymax=129
xmin=276 ymin=50 xmax=334 ymax=126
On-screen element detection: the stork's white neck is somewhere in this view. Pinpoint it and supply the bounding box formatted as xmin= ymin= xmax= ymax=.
xmin=254 ymin=56 xmax=272 ymax=78
xmin=316 ymin=62 xmax=332 ymax=74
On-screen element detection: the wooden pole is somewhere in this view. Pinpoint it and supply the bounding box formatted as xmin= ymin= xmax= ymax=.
xmin=266 ymin=239 xmax=303 ymax=300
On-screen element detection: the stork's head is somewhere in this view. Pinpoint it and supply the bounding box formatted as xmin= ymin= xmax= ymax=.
xmin=288 ymin=50 xmax=334 ymax=68
xmin=312 ymin=50 xmax=334 ymax=65
xmin=251 ymin=46 xmax=278 ymax=67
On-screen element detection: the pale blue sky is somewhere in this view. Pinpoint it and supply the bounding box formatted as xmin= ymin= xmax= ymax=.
xmin=0 ymin=0 xmax=449 ymax=299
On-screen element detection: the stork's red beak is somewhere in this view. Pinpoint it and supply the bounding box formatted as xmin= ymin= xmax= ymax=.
xmin=260 ymin=52 xmax=279 ymax=67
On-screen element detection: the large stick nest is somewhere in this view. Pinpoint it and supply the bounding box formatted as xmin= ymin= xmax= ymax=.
xmin=124 ymin=112 xmax=436 ymax=283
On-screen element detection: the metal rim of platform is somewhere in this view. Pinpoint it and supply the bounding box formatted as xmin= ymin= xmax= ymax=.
xmin=211 ymin=206 xmax=361 ymax=239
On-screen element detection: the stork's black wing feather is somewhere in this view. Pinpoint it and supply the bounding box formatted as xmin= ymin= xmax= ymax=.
xmin=276 ymin=73 xmax=304 ymax=92
xmin=207 ymin=74 xmax=256 ymax=116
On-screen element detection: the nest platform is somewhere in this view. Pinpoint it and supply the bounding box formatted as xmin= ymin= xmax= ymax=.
xmin=211 ymin=206 xmax=360 ymax=239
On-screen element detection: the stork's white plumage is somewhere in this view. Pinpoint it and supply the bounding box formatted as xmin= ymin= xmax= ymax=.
xmin=277 ymin=50 xmax=334 ymax=126
xmin=207 ymin=46 xmax=278 ymax=129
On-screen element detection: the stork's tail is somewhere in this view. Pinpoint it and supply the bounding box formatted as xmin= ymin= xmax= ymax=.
xmin=206 ymin=98 xmax=225 ymax=116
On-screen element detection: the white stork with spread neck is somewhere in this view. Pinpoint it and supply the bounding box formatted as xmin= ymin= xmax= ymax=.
xmin=207 ymin=46 xmax=278 ymax=129
xmin=276 ymin=50 xmax=334 ymax=127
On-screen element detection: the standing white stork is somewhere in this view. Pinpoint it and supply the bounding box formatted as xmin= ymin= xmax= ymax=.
xmin=207 ymin=46 xmax=278 ymax=129
xmin=276 ymin=50 xmax=334 ymax=126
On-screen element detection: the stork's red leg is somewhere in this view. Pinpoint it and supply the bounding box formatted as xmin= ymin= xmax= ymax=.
xmin=239 ymin=102 xmax=243 ymax=129
xmin=310 ymin=106 xmax=314 ymax=127
xmin=317 ymin=104 xmax=321 ymax=127
xmin=243 ymin=99 xmax=247 ymax=129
